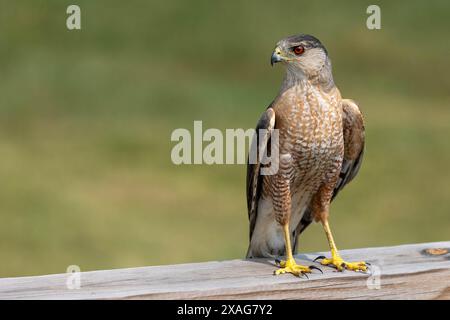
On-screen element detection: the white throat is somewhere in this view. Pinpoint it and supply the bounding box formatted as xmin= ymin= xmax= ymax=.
xmin=279 ymin=66 xmax=307 ymax=92
xmin=279 ymin=58 xmax=335 ymax=94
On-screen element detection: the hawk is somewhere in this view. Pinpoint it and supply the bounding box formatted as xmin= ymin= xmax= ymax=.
xmin=246 ymin=34 xmax=367 ymax=276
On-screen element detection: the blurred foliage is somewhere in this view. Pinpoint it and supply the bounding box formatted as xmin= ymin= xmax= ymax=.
xmin=0 ymin=0 xmax=449 ymax=276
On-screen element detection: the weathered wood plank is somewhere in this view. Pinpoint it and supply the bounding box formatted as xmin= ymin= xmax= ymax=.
xmin=0 ymin=241 xmax=448 ymax=300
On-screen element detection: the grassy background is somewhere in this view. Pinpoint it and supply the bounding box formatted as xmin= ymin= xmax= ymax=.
xmin=0 ymin=0 xmax=449 ymax=277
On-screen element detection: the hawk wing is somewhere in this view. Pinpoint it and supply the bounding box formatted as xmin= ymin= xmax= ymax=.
xmin=246 ymin=107 xmax=276 ymax=241
xmin=294 ymin=99 xmax=365 ymax=240
xmin=332 ymin=99 xmax=365 ymax=200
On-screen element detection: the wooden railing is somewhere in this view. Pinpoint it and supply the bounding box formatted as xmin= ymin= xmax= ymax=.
xmin=0 ymin=241 xmax=448 ymax=299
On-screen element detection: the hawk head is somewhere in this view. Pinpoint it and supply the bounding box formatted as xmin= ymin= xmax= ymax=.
xmin=271 ymin=34 xmax=329 ymax=78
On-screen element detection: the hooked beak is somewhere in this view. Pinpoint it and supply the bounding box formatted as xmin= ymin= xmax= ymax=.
xmin=270 ymin=47 xmax=283 ymax=66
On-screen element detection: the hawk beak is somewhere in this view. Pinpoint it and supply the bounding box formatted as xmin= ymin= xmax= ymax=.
xmin=271 ymin=47 xmax=283 ymax=66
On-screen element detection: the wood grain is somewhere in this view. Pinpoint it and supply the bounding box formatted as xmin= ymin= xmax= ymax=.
xmin=0 ymin=241 xmax=448 ymax=300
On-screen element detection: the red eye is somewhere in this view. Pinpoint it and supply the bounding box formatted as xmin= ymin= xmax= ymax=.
xmin=293 ymin=45 xmax=305 ymax=55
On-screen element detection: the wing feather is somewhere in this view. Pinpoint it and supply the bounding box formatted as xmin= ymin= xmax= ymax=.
xmin=246 ymin=107 xmax=276 ymax=241
xmin=332 ymin=99 xmax=365 ymax=199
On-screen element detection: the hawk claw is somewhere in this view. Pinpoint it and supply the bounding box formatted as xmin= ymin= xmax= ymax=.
xmin=309 ymin=265 xmax=323 ymax=273
xmin=274 ymin=258 xmax=314 ymax=278
xmin=313 ymin=255 xmax=326 ymax=262
xmin=319 ymin=256 xmax=369 ymax=272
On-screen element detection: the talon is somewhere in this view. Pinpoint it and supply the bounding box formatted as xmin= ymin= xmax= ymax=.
xmin=302 ymin=272 xmax=309 ymax=279
xmin=309 ymin=265 xmax=323 ymax=274
xmin=274 ymin=259 xmax=313 ymax=278
xmin=314 ymin=255 xmax=326 ymax=262
xmin=317 ymin=254 xmax=366 ymax=273
xmin=275 ymin=258 xmax=281 ymax=265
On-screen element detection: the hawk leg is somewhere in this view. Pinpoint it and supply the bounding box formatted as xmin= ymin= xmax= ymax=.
xmin=316 ymin=219 xmax=368 ymax=272
xmin=274 ymin=224 xmax=315 ymax=277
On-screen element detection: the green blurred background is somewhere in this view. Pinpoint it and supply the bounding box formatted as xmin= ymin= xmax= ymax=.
xmin=0 ymin=0 xmax=449 ymax=277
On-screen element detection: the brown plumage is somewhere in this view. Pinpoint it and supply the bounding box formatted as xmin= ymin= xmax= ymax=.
xmin=246 ymin=34 xmax=367 ymax=275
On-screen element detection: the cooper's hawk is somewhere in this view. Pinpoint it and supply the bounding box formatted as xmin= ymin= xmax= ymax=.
xmin=246 ymin=34 xmax=367 ymax=276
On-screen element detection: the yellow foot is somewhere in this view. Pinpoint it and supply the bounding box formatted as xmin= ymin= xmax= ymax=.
xmin=274 ymin=258 xmax=322 ymax=277
xmin=314 ymin=255 xmax=368 ymax=272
